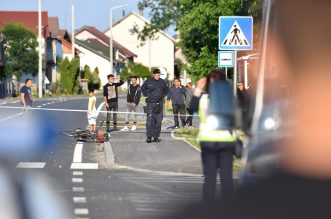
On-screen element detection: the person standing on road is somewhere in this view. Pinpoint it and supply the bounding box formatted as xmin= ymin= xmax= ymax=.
xmin=190 ymin=70 xmax=237 ymax=202
xmin=103 ymin=74 xmax=124 ymax=131
xmin=141 ymin=68 xmax=169 ymax=143
xmin=87 ymin=88 xmax=97 ymax=132
xmin=20 ymin=79 xmax=33 ymax=118
xmin=121 ymin=76 xmax=141 ymax=131
xmin=185 ymin=82 xmax=194 ymax=128
xmin=167 ymin=78 xmax=186 ymax=128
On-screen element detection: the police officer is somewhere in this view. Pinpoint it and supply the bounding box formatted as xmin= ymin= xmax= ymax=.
xmin=141 ymin=68 xmax=169 ymax=143
xmin=190 ymin=69 xmax=237 ymax=201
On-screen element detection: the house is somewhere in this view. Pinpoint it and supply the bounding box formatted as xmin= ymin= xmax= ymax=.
xmin=59 ymin=29 xmax=80 ymax=61
xmin=75 ymin=26 xmax=137 ymax=86
xmin=47 ymin=16 xmax=62 ymax=84
xmin=0 ymin=11 xmax=51 ymax=95
xmin=104 ymin=11 xmax=176 ymax=81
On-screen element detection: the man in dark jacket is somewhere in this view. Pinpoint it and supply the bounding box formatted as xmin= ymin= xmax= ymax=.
xmin=167 ymin=78 xmax=186 ymax=128
xmin=121 ymin=76 xmax=141 ymax=131
xmin=103 ymin=74 xmax=124 ymax=131
xmin=141 ymin=68 xmax=169 ymax=143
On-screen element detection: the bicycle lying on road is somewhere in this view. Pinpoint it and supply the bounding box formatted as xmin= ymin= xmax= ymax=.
xmin=61 ymin=129 xmax=110 ymax=143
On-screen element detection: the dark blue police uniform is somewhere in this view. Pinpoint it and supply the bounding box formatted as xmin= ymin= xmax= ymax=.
xmin=141 ymin=69 xmax=169 ymax=143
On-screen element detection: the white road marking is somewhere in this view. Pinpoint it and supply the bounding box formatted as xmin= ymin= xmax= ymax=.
xmin=72 ymin=178 xmax=83 ymax=183
xmin=73 ymin=197 xmax=87 ymax=203
xmin=73 ymin=171 xmax=83 ymax=176
xmin=74 ymin=208 xmax=89 ymax=215
xmin=73 ymin=187 xmax=85 ymax=192
xmin=0 ymin=112 xmax=23 ymax=122
xmin=10 ymin=100 xmax=20 ymax=104
xmin=75 ymin=217 xmax=89 ymax=219
xmin=42 ymin=104 xmax=47 ymax=106
xmin=37 ymin=106 xmax=42 ymax=108
xmin=16 ymin=162 xmax=46 ymax=169
xmin=73 ymin=142 xmax=84 ymax=163
xmin=70 ymin=163 xmax=99 ymax=170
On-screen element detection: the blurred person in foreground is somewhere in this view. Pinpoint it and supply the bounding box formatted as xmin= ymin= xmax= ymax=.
xmin=175 ymin=0 xmax=331 ymax=218
xmin=190 ymin=70 xmax=238 ymax=202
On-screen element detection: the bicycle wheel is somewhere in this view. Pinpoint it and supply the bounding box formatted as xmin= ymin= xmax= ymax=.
xmin=61 ymin=130 xmax=76 ymax=137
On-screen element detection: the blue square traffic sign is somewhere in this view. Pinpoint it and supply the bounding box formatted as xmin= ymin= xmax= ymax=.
xmin=219 ymin=16 xmax=253 ymax=51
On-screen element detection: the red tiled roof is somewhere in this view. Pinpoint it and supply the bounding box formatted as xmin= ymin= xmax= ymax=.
xmin=76 ymin=25 xmax=137 ymax=58
xmin=60 ymin=36 xmax=80 ymax=55
xmin=59 ymin=29 xmax=71 ymax=43
xmin=48 ymin=16 xmax=59 ymax=38
xmin=0 ymin=11 xmax=50 ymax=38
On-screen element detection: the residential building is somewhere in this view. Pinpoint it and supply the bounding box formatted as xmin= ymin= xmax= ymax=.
xmin=75 ymin=26 xmax=137 ymax=86
xmin=59 ymin=29 xmax=79 ymax=61
xmin=47 ymin=16 xmax=62 ymax=84
xmin=0 ymin=11 xmax=51 ymax=95
xmin=104 ymin=11 xmax=176 ymax=81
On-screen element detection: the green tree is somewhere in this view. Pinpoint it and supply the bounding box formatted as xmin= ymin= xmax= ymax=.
xmin=1 ymin=22 xmax=38 ymax=79
xmin=121 ymin=62 xmax=151 ymax=81
xmin=136 ymin=0 xmax=263 ymax=78
xmin=59 ymin=57 xmax=80 ymax=95
xmin=90 ymin=67 xmax=101 ymax=89
xmin=83 ymin=65 xmax=92 ymax=80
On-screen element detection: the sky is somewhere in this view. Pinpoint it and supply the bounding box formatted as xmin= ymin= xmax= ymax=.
xmin=0 ymin=0 xmax=164 ymax=34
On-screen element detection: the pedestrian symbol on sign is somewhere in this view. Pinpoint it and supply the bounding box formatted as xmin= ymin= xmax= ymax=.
xmin=222 ymin=21 xmax=250 ymax=47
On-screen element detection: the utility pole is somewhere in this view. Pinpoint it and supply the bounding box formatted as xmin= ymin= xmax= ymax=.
xmin=38 ymin=0 xmax=42 ymax=98
xmin=72 ymin=3 xmax=75 ymax=58
xmin=109 ymin=7 xmax=113 ymax=76
xmin=109 ymin=4 xmax=128 ymax=76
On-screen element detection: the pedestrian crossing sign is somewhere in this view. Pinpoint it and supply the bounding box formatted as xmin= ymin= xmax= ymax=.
xmin=219 ymin=16 xmax=253 ymax=51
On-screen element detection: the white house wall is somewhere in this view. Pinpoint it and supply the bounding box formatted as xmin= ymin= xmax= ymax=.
xmin=105 ymin=14 xmax=175 ymax=80
xmin=75 ymin=44 xmax=110 ymax=87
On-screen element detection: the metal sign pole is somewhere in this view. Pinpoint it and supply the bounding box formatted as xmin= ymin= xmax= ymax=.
xmin=234 ymin=51 xmax=237 ymax=97
xmin=244 ymin=59 xmax=249 ymax=89
xmin=225 ymin=67 xmax=228 ymax=80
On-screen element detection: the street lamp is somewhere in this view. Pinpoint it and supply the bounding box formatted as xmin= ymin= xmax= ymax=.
xmin=109 ymin=4 xmax=128 ymax=76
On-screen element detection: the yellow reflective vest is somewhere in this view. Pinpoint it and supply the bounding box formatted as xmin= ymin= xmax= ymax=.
xmin=197 ymin=94 xmax=237 ymax=142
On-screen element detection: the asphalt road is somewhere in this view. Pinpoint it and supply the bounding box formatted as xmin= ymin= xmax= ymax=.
xmin=0 ymin=96 xmax=203 ymax=219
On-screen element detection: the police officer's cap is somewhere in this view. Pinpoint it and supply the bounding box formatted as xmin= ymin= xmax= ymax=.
xmin=153 ymin=69 xmax=161 ymax=74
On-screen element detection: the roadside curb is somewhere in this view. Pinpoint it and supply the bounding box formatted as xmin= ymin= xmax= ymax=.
xmin=170 ymin=130 xmax=201 ymax=152
xmin=104 ymin=141 xmax=115 ymax=168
